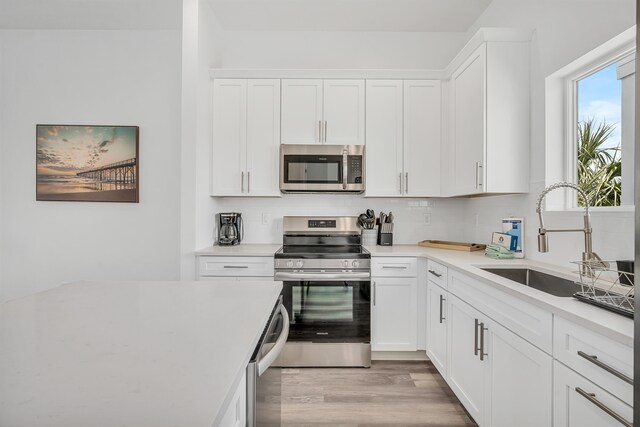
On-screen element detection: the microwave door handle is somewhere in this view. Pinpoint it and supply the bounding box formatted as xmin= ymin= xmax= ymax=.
xmin=257 ymin=304 xmax=290 ymax=376
xmin=342 ymin=149 xmax=348 ymax=190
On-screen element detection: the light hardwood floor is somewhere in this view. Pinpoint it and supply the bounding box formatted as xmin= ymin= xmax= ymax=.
xmin=282 ymin=360 xmax=477 ymax=427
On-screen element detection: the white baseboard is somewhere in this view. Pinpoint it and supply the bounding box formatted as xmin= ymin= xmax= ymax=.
xmin=372 ymin=351 xmax=429 ymax=361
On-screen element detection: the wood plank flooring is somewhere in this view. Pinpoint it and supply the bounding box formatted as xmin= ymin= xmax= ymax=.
xmin=282 ymin=360 xmax=477 ymax=427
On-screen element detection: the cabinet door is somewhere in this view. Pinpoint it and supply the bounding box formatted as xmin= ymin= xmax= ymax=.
xmin=246 ymin=79 xmax=281 ymax=196
xmin=485 ymin=319 xmax=552 ymax=427
xmin=323 ymin=79 xmax=365 ymax=145
xmin=371 ymin=277 xmax=417 ymax=352
xmin=426 ymin=280 xmax=447 ymax=377
xmin=447 ymin=295 xmax=485 ymax=425
xmin=365 ymin=80 xmax=404 ymax=196
xmin=403 ymin=80 xmax=441 ymax=197
xmin=451 ymin=44 xmax=486 ymax=196
xmin=554 ymin=361 xmax=633 ymax=427
xmin=281 ymin=79 xmax=323 ymax=144
xmin=212 ymin=79 xmax=247 ymax=196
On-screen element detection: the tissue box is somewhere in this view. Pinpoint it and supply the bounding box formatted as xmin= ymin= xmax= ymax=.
xmin=491 ymin=232 xmax=517 ymax=251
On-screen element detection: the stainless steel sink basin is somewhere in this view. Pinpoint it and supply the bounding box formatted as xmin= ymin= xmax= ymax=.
xmin=481 ymin=268 xmax=583 ymax=297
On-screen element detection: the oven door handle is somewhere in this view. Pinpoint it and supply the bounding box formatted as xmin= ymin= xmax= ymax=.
xmin=257 ymin=303 xmax=290 ymax=376
xmin=274 ymin=271 xmax=370 ymax=281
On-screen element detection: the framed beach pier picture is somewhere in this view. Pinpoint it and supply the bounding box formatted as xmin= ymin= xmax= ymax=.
xmin=36 ymin=125 xmax=139 ymax=202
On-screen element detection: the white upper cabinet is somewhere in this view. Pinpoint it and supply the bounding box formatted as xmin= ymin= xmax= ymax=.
xmin=281 ymin=79 xmax=365 ymax=145
xmin=445 ymin=39 xmax=530 ymax=196
xmin=365 ymin=80 xmax=404 ymax=196
xmin=211 ymin=79 xmax=281 ymax=196
xmin=212 ymin=79 xmax=247 ymax=196
xmin=365 ymin=80 xmax=441 ymax=197
xmin=404 ymin=80 xmax=441 ymax=197
xmin=281 ymin=79 xmax=323 ymax=144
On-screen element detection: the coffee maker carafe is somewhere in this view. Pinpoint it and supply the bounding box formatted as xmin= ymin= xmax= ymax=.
xmin=218 ymin=213 xmax=243 ymax=246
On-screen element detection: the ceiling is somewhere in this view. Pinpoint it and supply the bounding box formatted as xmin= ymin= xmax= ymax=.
xmin=0 ymin=0 xmax=182 ymax=30
xmin=207 ymin=0 xmax=493 ymax=32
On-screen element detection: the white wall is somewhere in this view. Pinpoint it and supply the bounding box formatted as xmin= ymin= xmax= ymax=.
xmin=462 ymin=0 xmax=636 ymax=268
xmin=0 ymin=29 xmax=182 ymax=301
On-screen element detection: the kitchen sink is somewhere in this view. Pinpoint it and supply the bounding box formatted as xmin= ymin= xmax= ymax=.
xmin=481 ymin=268 xmax=583 ymax=297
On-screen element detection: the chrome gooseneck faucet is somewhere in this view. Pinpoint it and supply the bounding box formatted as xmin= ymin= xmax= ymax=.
xmin=535 ymin=182 xmax=608 ymax=276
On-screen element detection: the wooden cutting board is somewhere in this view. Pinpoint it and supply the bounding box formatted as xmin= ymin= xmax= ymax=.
xmin=418 ymin=240 xmax=486 ymax=252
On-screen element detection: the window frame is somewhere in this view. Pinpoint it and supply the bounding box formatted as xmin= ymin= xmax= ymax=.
xmin=544 ymin=26 xmax=636 ymax=212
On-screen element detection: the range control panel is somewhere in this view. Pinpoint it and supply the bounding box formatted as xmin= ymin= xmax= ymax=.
xmin=308 ymin=219 xmax=337 ymax=228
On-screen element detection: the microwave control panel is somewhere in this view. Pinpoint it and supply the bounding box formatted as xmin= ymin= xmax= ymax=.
xmin=347 ymin=156 xmax=363 ymax=184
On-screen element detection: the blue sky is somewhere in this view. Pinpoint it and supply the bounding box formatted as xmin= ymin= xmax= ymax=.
xmin=577 ymin=63 xmax=621 ymax=149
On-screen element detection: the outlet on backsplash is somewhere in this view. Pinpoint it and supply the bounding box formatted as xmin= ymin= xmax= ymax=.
xmin=261 ymin=213 xmax=271 ymax=225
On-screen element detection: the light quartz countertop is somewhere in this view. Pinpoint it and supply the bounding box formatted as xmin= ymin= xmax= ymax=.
xmin=0 ymin=280 xmax=282 ymax=427
xmin=366 ymin=244 xmax=634 ymax=346
xmin=196 ymin=244 xmax=281 ymax=256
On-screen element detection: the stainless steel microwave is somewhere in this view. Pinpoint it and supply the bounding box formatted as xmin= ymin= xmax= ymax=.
xmin=279 ymin=144 xmax=365 ymax=193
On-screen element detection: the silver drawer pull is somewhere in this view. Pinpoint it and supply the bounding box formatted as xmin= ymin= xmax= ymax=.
xmin=439 ymin=294 xmax=445 ymax=323
xmin=428 ymin=269 xmax=442 ymax=278
xmin=223 ymin=265 xmax=250 ymax=269
xmin=382 ymin=266 xmax=407 ymax=269
xmin=577 ymin=351 xmax=633 ymax=385
xmin=575 ymin=387 xmax=632 ymax=427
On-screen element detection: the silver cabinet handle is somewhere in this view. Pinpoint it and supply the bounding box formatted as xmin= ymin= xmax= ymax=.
xmin=257 ymin=304 xmax=290 ymax=376
xmin=474 ymin=319 xmax=480 ymax=356
xmin=475 ymin=162 xmax=483 ymax=189
xmin=318 ymin=120 xmax=322 ymax=143
xmin=324 ymin=121 xmax=328 ymax=143
xmin=479 ymin=322 xmax=488 ymax=361
xmin=428 ymin=269 xmax=442 ymax=278
xmin=575 ymin=387 xmax=632 ymax=427
xmin=439 ymin=294 xmax=445 ymax=323
xmin=247 ymin=171 xmax=251 ymax=193
xmin=223 ymin=265 xmax=249 ymax=269
xmin=373 ymin=281 xmax=376 ymax=306
xmin=399 ymin=173 xmax=403 ymax=194
xmin=241 ymin=171 xmax=244 ymax=193
xmin=342 ymin=148 xmax=348 ymax=190
xmin=577 ymin=351 xmax=633 ymax=385
xmin=405 ymin=172 xmax=409 ymax=194
xmin=382 ymin=266 xmax=407 ymax=269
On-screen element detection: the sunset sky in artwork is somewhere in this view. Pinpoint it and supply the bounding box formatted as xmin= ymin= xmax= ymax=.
xmin=36 ymin=126 xmax=137 ymax=176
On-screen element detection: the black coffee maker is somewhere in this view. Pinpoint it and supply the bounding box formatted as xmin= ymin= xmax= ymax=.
xmin=217 ymin=212 xmax=243 ymax=246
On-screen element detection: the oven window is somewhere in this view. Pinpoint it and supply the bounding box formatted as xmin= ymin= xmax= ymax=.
xmin=284 ymin=155 xmax=342 ymax=184
xmin=292 ymin=285 xmax=353 ymax=322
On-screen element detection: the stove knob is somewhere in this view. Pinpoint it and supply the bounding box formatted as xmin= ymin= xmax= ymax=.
xmin=286 ymin=260 xmax=294 ymax=268
xmin=352 ymin=260 xmax=360 ymax=268
xmin=342 ymin=259 xmax=349 ymax=268
xmin=296 ymin=260 xmax=304 ymax=268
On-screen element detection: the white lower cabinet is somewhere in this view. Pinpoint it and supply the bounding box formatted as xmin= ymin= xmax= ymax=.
xmin=447 ymin=295 xmax=486 ymax=423
xmin=426 ymin=280 xmax=448 ymax=376
xmin=446 ymin=294 xmax=552 ymax=427
xmin=219 ymin=372 xmax=247 ymax=427
xmin=485 ymin=317 xmax=552 ymax=427
xmin=371 ymin=277 xmax=418 ymax=351
xmin=554 ymin=361 xmax=633 ymax=427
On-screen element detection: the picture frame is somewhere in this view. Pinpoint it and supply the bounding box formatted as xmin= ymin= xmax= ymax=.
xmin=36 ymin=125 xmax=139 ymax=203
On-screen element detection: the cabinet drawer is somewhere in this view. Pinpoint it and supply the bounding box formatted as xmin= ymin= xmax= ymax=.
xmin=198 ymin=256 xmax=274 ymax=278
xmin=426 ymin=259 xmax=448 ymax=289
xmin=554 ymin=316 xmax=633 ymax=406
xmin=554 ymin=361 xmax=633 ymax=427
xmin=371 ymin=257 xmax=417 ymax=277
xmin=448 ymin=270 xmax=552 ymax=354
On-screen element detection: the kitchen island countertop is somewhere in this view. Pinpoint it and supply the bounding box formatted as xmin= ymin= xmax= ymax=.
xmin=0 ymin=279 xmax=282 ymax=427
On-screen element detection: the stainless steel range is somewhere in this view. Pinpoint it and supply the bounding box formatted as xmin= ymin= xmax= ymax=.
xmin=274 ymin=216 xmax=371 ymax=367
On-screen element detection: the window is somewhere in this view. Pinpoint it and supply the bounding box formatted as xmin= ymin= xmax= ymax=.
xmin=545 ymin=27 xmax=635 ymax=211
xmin=575 ymin=62 xmax=623 ymax=207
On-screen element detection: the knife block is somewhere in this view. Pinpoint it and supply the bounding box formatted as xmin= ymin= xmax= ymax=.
xmin=377 ymin=223 xmax=394 ymax=246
